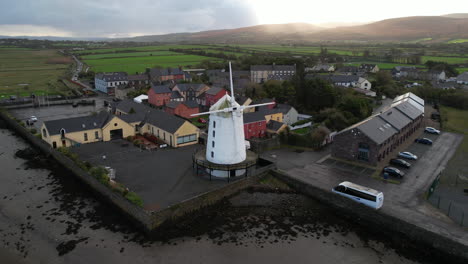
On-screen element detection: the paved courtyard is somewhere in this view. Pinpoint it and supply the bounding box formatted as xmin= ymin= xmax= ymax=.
xmin=71 ymin=140 xmax=227 ymax=211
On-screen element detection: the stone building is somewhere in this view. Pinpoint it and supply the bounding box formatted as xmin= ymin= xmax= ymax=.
xmin=332 ymin=93 xmax=424 ymax=165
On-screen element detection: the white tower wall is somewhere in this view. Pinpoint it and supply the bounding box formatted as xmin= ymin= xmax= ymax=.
xmin=206 ymin=107 xmax=246 ymax=165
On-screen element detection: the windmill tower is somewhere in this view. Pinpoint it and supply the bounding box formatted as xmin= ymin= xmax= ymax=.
xmin=192 ymin=62 xmax=274 ymax=168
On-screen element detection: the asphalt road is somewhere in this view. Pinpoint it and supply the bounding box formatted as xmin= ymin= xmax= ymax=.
xmin=278 ymin=132 xmax=468 ymax=246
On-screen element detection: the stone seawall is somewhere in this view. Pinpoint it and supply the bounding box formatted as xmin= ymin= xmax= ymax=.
xmin=271 ymin=170 xmax=468 ymax=263
xmin=0 ymin=109 xmax=274 ymax=234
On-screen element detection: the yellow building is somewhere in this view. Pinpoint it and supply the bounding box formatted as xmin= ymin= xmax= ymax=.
xmin=41 ymin=100 xmax=199 ymax=148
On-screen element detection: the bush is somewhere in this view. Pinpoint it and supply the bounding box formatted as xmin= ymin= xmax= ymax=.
xmin=125 ymin=191 xmax=143 ymax=207
xmin=29 ymin=128 xmax=37 ymax=134
xmin=133 ymin=139 xmax=141 ymax=146
xmin=89 ymin=166 xmax=110 ymax=186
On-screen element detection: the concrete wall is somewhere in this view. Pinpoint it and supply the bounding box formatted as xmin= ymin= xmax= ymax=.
xmin=0 ymin=109 xmax=275 ymax=235
xmin=249 ymin=136 xmax=280 ymax=153
xmin=271 ymin=170 xmax=468 ymax=263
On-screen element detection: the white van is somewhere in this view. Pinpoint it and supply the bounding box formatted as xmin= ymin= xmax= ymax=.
xmin=332 ymin=181 xmax=384 ymax=209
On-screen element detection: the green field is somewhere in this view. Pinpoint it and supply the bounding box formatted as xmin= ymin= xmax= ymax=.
xmin=439 ymin=106 xmax=468 ymax=185
xmin=422 ymin=56 xmax=468 ymax=64
xmin=0 ymin=49 xmax=73 ymax=97
xmin=343 ymin=62 xmax=424 ymax=70
xmin=84 ymin=54 xmax=222 ymax=74
xmin=222 ymin=44 xmax=362 ymax=56
xmin=74 ymin=45 xmax=215 ymax=55
xmin=456 ymin=67 xmax=468 ymax=73
xmin=80 ymin=51 xmax=180 ymax=60
xmin=447 ymin=39 xmax=468 ymax=44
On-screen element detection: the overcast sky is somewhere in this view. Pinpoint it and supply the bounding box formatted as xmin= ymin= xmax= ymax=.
xmin=0 ymin=0 xmax=465 ymax=38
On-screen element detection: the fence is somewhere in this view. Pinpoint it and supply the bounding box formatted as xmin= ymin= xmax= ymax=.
xmin=427 ymin=172 xmax=468 ymax=228
xmin=428 ymin=193 xmax=468 ymax=228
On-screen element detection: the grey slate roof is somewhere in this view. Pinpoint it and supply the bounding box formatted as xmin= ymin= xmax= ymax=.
xmin=457 ymin=72 xmax=468 ymax=82
xmin=143 ymin=108 xmax=186 ymax=134
xmin=175 ymin=83 xmax=206 ymax=92
xmin=128 ymin=74 xmax=149 ymax=81
xmin=150 ymin=68 xmax=184 ymax=78
xmin=267 ymin=120 xmax=285 ymax=132
xmin=150 ymin=84 xmax=172 ymax=94
xmin=251 ymin=65 xmax=296 ymax=71
xmin=95 ymin=72 xmax=128 ymax=82
xmin=393 ymin=92 xmax=424 ymax=106
xmin=337 ymin=66 xmax=359 ymax=73
xmin=44 ymin=111 xmax=110 ymax=136
xmin=206 ymin=86 xmax=225 ymax=95
xmin=356 ymin=116 xmax=398 ymax=145
xmin=183 ymin=100 xmax=199 ymax=108
xmin=171 ymin=91 xmax=183 ymax=99
xmin=243 ymin=111 xmax=266 ymax=124
xmin=378 ymin=108 xmax=411 ymax=130
xmin=391 ymin=100 xmax=422 ymax=120
xmin=114 ymin=99 xmax=149 ymax=114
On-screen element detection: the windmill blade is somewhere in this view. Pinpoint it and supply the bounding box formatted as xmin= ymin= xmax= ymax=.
xmin=229 ymin=62 xmax=235 ymax=104
xmin=241 ymin=102 xmax=275 ymax=110
xmin=190 ymin=108 xmax=234 ymax=117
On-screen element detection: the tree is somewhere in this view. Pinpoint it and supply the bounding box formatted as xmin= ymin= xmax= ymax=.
xmin=425 ymin=61 xmax=459 ymax=77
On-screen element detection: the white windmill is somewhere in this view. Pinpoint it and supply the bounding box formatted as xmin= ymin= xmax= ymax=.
xmin=192 ymin=62 xmax=274 ymax=170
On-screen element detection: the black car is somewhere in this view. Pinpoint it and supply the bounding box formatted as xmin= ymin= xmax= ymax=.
xmin=415 ymin=138 xmax=433 ymax=145
xmin=389 ymin=159 xmax=411 ymax=168
xmin=383 ymin=167 xmax=405 ymax=178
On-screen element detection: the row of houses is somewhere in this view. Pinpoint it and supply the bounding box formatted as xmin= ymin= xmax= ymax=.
xmin=41 ymin=100 xmax=200 ymax=149
xmin=392 ymin=66 xmax=446 ymax=81
xmin=95 ymin=67 xmax=192 ymax=95
xmin=331 ymin=92 xmax=425 ymax=166
xmin=305 ymin=64 xmax=380 ymax=74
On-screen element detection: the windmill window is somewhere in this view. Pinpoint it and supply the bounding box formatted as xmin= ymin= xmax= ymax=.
xmin=212 ymin=141 xmax=215 ymax=148
xmin=213 ymin=130 xmax=215 ymax=138
xmin=211 ymin=151 xmax=214 ymax=158
xmin=213 ymin=121 xmax=216 ymax=128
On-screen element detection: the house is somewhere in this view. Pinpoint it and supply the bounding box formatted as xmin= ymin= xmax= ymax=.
xmin=457 ymin=72 xmax=468 ymax=84
xmin=149 ymin=68 xmax=185 ymax=83
xmin=266 ymin=120 xmax=288 ymax=134
xmin=274 ymin=104 xmax=298 ymax=125
xmin=115 ymin=86 xmax=134 ymax=100
xmin=432 ymin=81 xmax=458 ymax=90
xmin=172 ymin=83 xmax=210 ymax=101
xmin=206 ymin=70 xmax=251 ymax=91
xmin=147 ymin=84 xmax=172 ymax=107
xmin=204 ymin=86 xmax=229 ymax=107
xmin=41 ymin=111 xmax=135 ymax=148
xmin=359 ymin=64 xmax=379 ymax=73
xmin=336 ymin=66 xmax=359 ymax=75
xmin=258 ymin=106 xmax=284 ymax=123
xmin=170 ymin=90 xmax=184 ymax=102
xmin=95 ymin=72 xmax=128 ymax=95
xmin=392 ymin=66 xmax=419 ymax=79
xmin=331 ymin=92 xmax=424 ymax=165
xmin=127 ymin=74 xmax=150 ymax=89
xmin=116 ymin=100 xmax=199 ymax=147
xmin=424 ymin=70 xmax=446 ymax=81
xmin=306 ymin=64 xmax=335 ymax=72
xmin=250 ymin=64 xmax=296 ymax=83
xmin=236 ymin=95 xmax=254 ymax=113
xmin=165 ymin=100 xmax=199 ymax=119
xmin=311 ymin=75 xmax=372 ymax=90
xmin=243 ymin=111 xmax=267 ymax=139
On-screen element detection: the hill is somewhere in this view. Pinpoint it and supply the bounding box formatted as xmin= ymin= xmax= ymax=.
xmin=442 ymin=13 xmax=468 ymax=19
xmin=120 ymin=15 xmax=468 ymax=44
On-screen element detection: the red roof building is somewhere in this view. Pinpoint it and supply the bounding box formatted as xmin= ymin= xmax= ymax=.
xmin=165 ymin=101 xmax=199 ymax=119
xmin=204 ymin=86 xmax=228 ymax=107
xmin=148 ymin=84 xmax=172 ymax=107
xmin=243 ymin=112 xmax=267 ymax=139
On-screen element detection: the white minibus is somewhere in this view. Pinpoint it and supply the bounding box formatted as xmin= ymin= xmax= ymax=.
xmin=332 ymin=181 xmax=384 ymax=209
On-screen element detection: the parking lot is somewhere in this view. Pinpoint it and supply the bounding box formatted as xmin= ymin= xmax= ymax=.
xmin=71 ymin=140 xmax=227 ymax=211
xmin=8 ymin=95 xmax=111 ymax=131
xmin=321 ymin=158 xmax=375 ymax=178
xmin=381 ymin=131 xmax=441 ymax=182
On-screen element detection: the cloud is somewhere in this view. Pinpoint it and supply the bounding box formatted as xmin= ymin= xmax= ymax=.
xmin=0 ymin=0 xmax=258 ymax=37
xmin=0 ymin=24 xmax=72 ymax=37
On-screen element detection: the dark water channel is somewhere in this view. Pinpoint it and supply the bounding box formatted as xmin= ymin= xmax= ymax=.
xmin=0 ymin=125 xmax=436 ymax=264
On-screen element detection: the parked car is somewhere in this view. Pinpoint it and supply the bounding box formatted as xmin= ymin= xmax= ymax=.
xmin=425 ymin=127 xmax=440 ymax=135
xmin=29 ymin=116 xmax=38 ymax=122
xmin=383 ymin=167 xmax=405 ymax=178
xmin=198 ymin=118 xmax=207 ymax=124
xmin=398 ymin=152 xmax=418 ymax=160
xmin=389 ymin=158 xmax=411 ymax=168
xmin=415 ymin=138 xmax=433 ymax=145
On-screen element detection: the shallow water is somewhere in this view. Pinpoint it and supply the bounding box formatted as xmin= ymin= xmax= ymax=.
xmin=0 ymin=127 xmax=425 ymax=264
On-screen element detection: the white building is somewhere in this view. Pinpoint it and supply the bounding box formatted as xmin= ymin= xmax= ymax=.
xmin=95 ymin=72 xmax=128 ymax=95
